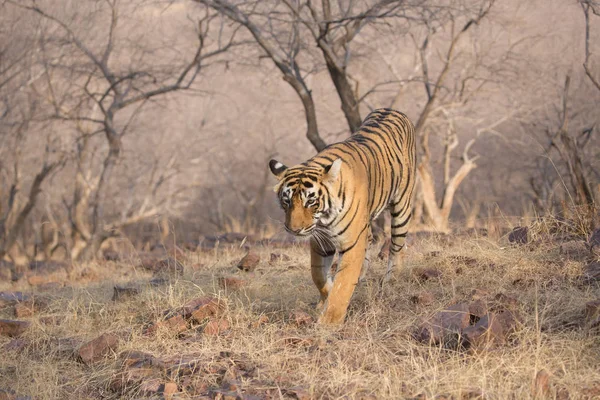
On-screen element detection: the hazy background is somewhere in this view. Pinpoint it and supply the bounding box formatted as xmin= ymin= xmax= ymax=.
xmin=0 ymin=0 xmax=598 ymax=261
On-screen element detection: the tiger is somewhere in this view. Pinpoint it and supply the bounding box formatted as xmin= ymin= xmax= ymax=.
xmin=269 ymin=108 xmax=416 ymax=325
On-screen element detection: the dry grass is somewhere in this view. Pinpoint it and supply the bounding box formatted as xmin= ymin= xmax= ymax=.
xmin=0 ymin=228 xmax=599 ymax=400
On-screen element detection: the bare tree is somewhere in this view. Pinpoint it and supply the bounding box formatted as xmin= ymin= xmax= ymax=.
xmin=194 ymin=0 xmax=415 ymax=151
xmin=0 ymin=5 xmax=65 ymax=261
xmin=7 ymin=0 xmax=238 ymax=260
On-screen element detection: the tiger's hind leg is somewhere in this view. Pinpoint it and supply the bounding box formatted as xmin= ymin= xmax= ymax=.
xmin=382 ymin=200 xmax=412 ymax=285
xmin=310 ymin=238 xmax=335 ymax=311
xmin=358 ymin=224 xmax=374 ymax=283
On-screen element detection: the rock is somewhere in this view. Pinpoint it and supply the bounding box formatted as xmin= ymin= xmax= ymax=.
xmin=77 ymin=333 xmax=120 ymax=365
xmin=583 ymin=261 xmax=600 ymax=283
xmin=102 ymin=250 xmax=120 ymax=261
xmin=14 ymin=297 xmax=49 ymax=318
xmin=414 ymin=267 xmax=442 ymax=281
xmin=112 ymin=285 xmax=140 ymax=301
xmin=413 ymin=303 xmax=470 ymax=345
xmin=237 ymin=251 xmax=260 ymax=272
xmin=0 ymin=320 xmax=30 ymax=337
xmin=182 ymin=296 xmax=225 ymax=322
xmin=219 ymin=276 xmax=247 ymax=290
xmin=290 ymin=310 xmax=314 ymax=327
xmin=282 ymin=386 xmax=311 ymax=400
xmin=462 ymin=314 xmax=506 ymax=350
xmin=532 ymin=369 xmax=551 ymax=398
xmin=378 ymin=239 xmax=391 ymax=260
xmin=0 ymin=292 xmax=30 ymax=307
xmin=138 ymin=379 xmax=163 ymax=396
xmin=26 ymin=261 xmax=69 ymax=286
xmin=118 ymin=350 xmax=158 ymax=369
xmin=468 ymin=299 xmax=488 ymax=320
xmin=144 ymin=312 xmax=188 ymax=336
xmin=494 ymin=310 xmax=521 ymax=335
xmin=221 ymin=379 xmax=242 ymax=392
xmin=204 ymin=318 xmax=230 ymax=336
xmin=163 ymin=382 xmax=178 ymax=399
xmin=270 ymin=253 xmax=291 ymax=264
xmin=52 ymin=337 xmax=82 ymax=359
xmin=508 ymin=226 xmax=528 ymax=244
xmin=589 ymin=228 xmax=600 ymax=256
xmin=208 ymin=388 xmax=239 ymax=400
xmin=585 ymin=300 xmax=600 ymax=322
xmin=139 ymin=257 xmax=184 ymax=275
xmin=3 ymin=338 xmax=28 ymax=352
xmin=410 ymin=291 xmax=435 ymax=306
xmin=491 ymin=293 xmax=521 ymax=312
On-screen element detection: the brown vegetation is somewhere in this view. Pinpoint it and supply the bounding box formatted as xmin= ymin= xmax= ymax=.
xmin=0 ymin=219 xmax=599 ymax=399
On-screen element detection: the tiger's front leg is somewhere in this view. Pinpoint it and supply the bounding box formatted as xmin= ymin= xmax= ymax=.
xmin=310 ymin=238 xmax=335 ymax=311
xmin=318 ymin=229 xmax=368 ymax=325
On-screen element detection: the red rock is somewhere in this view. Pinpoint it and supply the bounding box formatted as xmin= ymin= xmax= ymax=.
xmin=218 ymin=276 xmax=247 ymax=290
xmin=414 ymin=303 xmax=470 ymax=345
xmin=0 ymin=319 xmax=30 ymax=337
xmin=532 ymin=369 xmax=551 ymax=398
xmin=77 ymin=333 xmax=120 ymax=365
xmin=290 ymin=310 xmax=313 ymax=326
xmin=283 ymin=386 xmax=311 ymax=400
xmin=118 ymin=350 xmax=158 ymax=369
xmin=0 ymin=292 xmax=29 ymax=307
xmin=468 ymin=299 xmax=488 ymax=319
xmin=585 ymin=300 xmax=600 ymax=323
xmin=112 ymin=285 xmax=139 ymax=301
xmin=183 ymin=297 xmax=225 ymax=322
xmin=138 ymin=379 xmax=163 ymax=396
xmin=237 ymin=252 xmax=260 ymax=272
xmin=139 ymin=257 xmax=184 ymax=275
xmin=208 ymin=389 xmax=238 ymax=400
xmin=583 ymin=261 xmax=600 ymax=282
xmin=410 ymin=291 xmax=435 ymax=306
xmin=462 ymin=314 xmax=506 ymax=350
xmin=589 ymin=228 xmax=600 ymax=256
xmin=414 ymin=267 xmax=442 ymax=281
xmin=14 ymin=297 xmax=48 ymax=318
xmin=508 ymin=226 xmax=528 ymax=244
xmin=204 ymin=318 xmax=230 ymax=336
xmin=144 ymin=313 xmax=188 ymax=336
xmin=270 ymin=253 xmax=291 ymax=264
xmin=491 ymin=293 xmax=521 ymax=312
xmin=163 ymin=381 xmax=178 ymax=399
xmin=3 ymin=338 xmax=28 ymax=352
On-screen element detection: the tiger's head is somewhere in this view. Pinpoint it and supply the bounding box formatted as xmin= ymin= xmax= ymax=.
xmin=269 ymin=158 xmax=342 ymax=236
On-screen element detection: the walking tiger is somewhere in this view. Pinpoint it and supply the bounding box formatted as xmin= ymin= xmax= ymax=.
xmin=269 ymin=108 xmax=416 ymax=324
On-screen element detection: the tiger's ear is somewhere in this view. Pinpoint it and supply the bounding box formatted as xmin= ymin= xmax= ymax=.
xmin=323 ymin=158 xmax=342 ymax=182
xmin=269 ymin=159 xmax=288 ymax=179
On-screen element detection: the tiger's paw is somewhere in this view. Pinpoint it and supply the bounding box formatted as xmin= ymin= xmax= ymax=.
xmin=317 ymin=308 xmax=345 ymax=325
